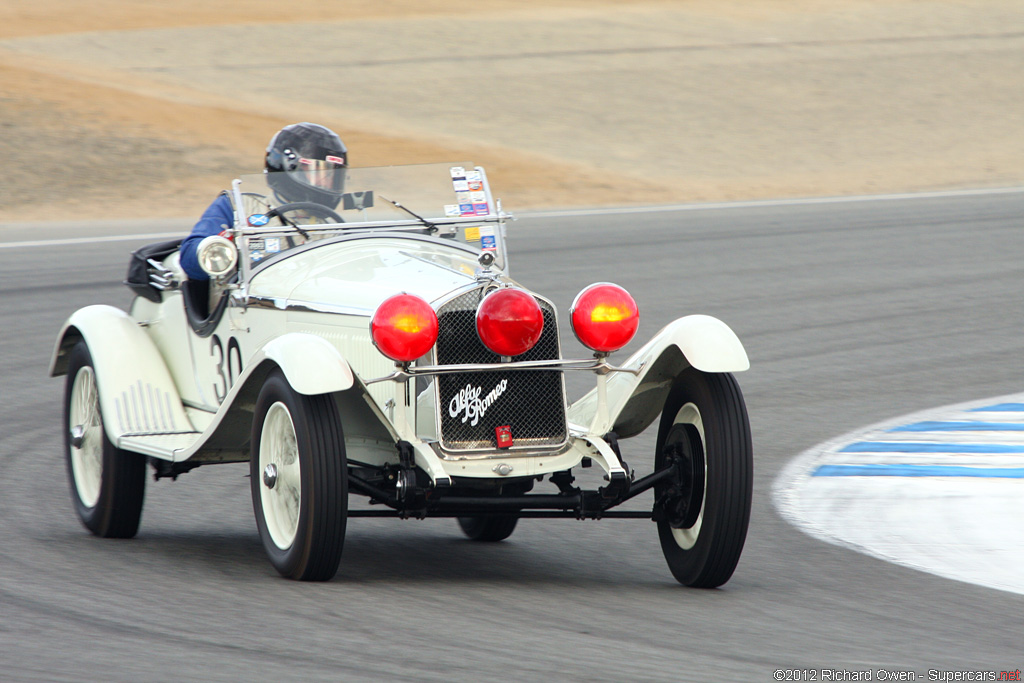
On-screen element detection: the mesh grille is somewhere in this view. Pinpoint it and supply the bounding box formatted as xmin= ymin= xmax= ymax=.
xmin=434 ymin=287 xmax=567 ymax=452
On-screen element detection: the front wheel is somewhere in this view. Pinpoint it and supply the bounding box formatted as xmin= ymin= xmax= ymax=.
xmin=63 ymin=340 xmax=146 ymax=538
xmin=250 ymin=370 xmax=347 ymax=581
xmin=653 ymin=368 xmax=752 ymax=588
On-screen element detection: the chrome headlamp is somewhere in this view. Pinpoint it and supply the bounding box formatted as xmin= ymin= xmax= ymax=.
xmin=197 ymin=235 xmax=238 ymax=279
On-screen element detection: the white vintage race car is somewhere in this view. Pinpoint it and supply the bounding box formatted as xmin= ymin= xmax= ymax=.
xmin=50 ymin=163 xmax=752 ymax=587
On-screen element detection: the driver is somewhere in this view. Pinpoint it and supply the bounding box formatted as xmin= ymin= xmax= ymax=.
xmin=179 ymin=122 xmax=348 ymax=280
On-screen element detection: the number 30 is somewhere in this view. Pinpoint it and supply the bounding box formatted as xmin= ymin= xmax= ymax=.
xmin=211 ymin=335 xmax=243 ymax=403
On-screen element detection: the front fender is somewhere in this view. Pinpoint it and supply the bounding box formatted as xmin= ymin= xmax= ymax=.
xmin=50 ymin=305 xmax=194 ymax=441
xmin=567 ymin=315 xmax=748 ymax=438
xmin=171 ymin=335 xmax=364 ymax=463
xmin=254 ymin=332 xmax=355 ymax=395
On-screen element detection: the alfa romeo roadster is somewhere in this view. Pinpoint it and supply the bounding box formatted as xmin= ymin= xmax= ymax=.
xmin=50 ymin=163 xmax=752 ymax=587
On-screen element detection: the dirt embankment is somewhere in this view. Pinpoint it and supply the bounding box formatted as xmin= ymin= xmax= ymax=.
xmin=1 ymin=1 xmax=1021 ymax=220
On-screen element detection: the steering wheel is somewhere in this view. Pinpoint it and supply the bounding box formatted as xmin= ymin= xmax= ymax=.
xmin=266 ymin=202 xmax=344 ymax=224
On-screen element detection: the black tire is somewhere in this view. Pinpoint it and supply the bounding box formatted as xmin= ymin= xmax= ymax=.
xmin=63 ymin=340 xmax=146 ymax=538
xmin=654 ymin=368 xmax=752 ymax=588
xmin=250 ymin=370 xmax=347 ymax=581
xmin=457 ymin=515 xmax=519 ymax=542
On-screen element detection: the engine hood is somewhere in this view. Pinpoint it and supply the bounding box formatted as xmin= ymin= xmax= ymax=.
xmin=247 ymin=235 xmax=485 ymax=312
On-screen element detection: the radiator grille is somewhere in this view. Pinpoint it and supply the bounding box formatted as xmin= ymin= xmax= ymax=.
xmin=434 ymin=287 xmax=567 ymax=453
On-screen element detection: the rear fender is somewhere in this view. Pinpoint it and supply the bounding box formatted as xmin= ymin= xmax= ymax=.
xmin=50 ymin=305 xmax=193 ymax=442
xmin=567 ymin=315 xmax=748 ymax=438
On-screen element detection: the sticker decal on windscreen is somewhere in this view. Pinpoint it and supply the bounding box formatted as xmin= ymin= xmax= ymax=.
xmin=451 ymin=166 xmax=488 ymax=216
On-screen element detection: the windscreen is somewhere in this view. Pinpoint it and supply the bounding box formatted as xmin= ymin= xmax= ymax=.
xmin=235 ymin=162 xmax=506 ymax=270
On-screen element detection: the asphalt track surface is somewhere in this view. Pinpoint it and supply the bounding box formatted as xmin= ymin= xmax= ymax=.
xmin=1 ymin=191 xmax=1022 ymax=681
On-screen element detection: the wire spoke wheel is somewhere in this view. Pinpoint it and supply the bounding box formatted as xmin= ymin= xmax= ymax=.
xmin=259 ymin=402 xmax=302 ymax=550
xmin=654 ymin=368 xmax=752 ymax=588
xmin=68 ymin=365 xmax=103 ymax=508
xmin=251 ymin=370 xmax=347 ymax=581
xmin=660 ymin=405 xmax=707 ymax=551
xmin=62 ymin=341 xmax=146 ymax=538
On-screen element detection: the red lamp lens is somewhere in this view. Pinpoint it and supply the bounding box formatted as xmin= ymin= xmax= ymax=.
xmin=570 ymin=283 xmax=639 ymax=353
xmin=371 ymin=293 xmax=439 ymax=362
xmin=476 ymin=288 xmax=544 ymax=357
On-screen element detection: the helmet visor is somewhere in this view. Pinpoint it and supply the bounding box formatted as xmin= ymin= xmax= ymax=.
xmin=296 ymin=155 xmax=346 ymax=191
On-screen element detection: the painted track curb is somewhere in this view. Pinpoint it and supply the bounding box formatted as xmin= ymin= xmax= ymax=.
xmin=773 ymin=392 xmax=1024 ymax=595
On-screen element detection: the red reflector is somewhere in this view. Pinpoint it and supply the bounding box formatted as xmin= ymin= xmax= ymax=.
xmin=476 ymin=288 xmax=544 ymax=357
xmin=570 ymin=283 xmax=639 ymax=353
xmin=495 ymin=425 xmax=513 ymax=448
xmin=370 ymin=293 xmax=439 ymax=362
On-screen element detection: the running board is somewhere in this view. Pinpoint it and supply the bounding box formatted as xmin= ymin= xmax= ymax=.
xmin=118 ymin=432 xmax=201 ymax=460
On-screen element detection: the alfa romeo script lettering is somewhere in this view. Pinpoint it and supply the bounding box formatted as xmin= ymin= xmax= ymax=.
xmin=448 ymin=379 xmax=508 ymax=426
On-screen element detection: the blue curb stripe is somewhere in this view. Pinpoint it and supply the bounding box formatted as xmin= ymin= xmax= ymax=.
xmin=890 ymin=421 xmax=1024 ymax=432
xmin=839 ymin=441 xmax=1024 ymax=454
xmin=813 ymin=464 xmax=1024 ymax=478
xmin=970 ymin=403 xmax=1024 ymax=412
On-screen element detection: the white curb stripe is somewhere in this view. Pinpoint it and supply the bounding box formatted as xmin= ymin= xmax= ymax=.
xmin=773 ymin=392 xmax=1024 ymax=595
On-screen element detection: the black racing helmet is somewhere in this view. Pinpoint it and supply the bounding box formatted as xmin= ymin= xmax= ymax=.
xmin=264 ymin=123 xmax=348 ymax=208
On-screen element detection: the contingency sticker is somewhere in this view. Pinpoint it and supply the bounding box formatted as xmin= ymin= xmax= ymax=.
xmin=445 ymin=205 xmax=461 ymax=217
xmin=265 ymin=237 xmax=281 ymax=253
xmin=451 ymin=165 xmax=486 ymax=215
xmin=479 ymin=225 xmax=497 ymax=251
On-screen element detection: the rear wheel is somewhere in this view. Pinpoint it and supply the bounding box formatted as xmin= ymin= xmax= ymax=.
xmin=654 ymin=368 xmax=751 ymax=587
xmin=457 ymin=515 xmax=518 ymax=542
xmin=251 ymin=370 xmax=347 ymax=581
xmin=63 ymin=341 xmax=146 ymax=538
